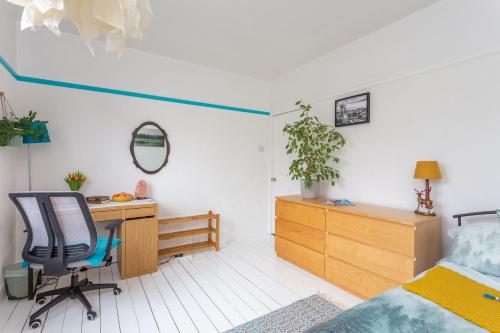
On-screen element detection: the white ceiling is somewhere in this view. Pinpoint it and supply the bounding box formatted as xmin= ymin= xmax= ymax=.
xmin=2 ymin=0 xmax=439 ymax=80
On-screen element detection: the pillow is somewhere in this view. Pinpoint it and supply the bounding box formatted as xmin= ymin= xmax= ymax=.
xmin=447 ymin=222 xmax=500 ymax=277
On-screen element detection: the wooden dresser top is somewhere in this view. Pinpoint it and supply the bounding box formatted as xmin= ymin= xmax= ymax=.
xmin=276 ymin=195 xmax=439 ymax=226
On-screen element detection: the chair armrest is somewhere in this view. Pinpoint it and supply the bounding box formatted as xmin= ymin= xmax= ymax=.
xmin=103 ymin=219 xmax=124 ymax=264
xmin=104 ymin=219 xmax=124 ymax=231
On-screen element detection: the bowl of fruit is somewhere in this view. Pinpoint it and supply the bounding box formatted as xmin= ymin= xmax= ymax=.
xmin=112 ymin=192 xmax=134 ymax=202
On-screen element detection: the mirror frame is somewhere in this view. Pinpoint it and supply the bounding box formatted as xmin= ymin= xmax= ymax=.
xmin=130 ymin=121 xmax=170 ymax=175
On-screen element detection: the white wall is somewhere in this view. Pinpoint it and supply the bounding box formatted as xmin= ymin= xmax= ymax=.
xmin=270 ymin=0 xmax=500 ymax=250
xmin=5 ymin=0 xmax=500 ymax=261
xmin=13 ymin=30 xmax=271 ymax=248
xmin=0 ymin=17 xmax=25 ymax=298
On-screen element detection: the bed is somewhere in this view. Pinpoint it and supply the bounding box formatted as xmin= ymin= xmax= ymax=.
xmin=307 ymin=211 xmax=500 ymax=333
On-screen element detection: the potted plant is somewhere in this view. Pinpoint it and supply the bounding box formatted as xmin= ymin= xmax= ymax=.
xmin=283 ymin=101 xmax=346 ymax=198
xmin=64 ymin=171 xmax=87 ymax=191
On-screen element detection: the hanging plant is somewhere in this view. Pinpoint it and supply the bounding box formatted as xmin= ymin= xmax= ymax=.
xmin=0 ymin=118 xmax=23 ymax=146
xmin=1 ymin=91 xmax=44 ymax=147
xmin=0 ymin=112 xmax=42 ymax=147
xmin=13 ymin=111 xmax=39 ymax=138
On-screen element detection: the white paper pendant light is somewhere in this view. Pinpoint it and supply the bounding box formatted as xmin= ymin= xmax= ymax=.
xmin=7 ymin=0 xmax=153 ymax=56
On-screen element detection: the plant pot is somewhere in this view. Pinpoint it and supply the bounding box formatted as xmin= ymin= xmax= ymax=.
xmin=300 ymin=180 xmax=319 ymax=199
xmin=67 ymin=184 xmax=82 ymax=192
xmin=23 ymin=121 xmax=50 ymax=144
xmin=8 ymin=135 xmax=23 ymax=147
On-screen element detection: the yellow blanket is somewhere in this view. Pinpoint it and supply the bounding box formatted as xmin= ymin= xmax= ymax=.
xmin=403 ymin=266 xmax=500 ymax=333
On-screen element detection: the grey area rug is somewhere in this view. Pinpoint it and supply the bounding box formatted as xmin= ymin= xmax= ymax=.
xmin=224 ymin=294 xmax=344 ymax=333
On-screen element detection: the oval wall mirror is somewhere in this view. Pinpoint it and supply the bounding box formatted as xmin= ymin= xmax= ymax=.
xmin=130 ymin=122 xmax=170 ymax=174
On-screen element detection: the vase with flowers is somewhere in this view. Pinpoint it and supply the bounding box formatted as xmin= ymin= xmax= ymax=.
xmin=64 ymin=171 xmax=87 ymax=191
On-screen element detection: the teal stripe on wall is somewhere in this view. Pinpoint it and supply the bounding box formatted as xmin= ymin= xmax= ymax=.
xmin=0 ymin=55 xmax=270 ymax=116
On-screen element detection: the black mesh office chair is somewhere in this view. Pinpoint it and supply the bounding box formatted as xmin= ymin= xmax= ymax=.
xmin=9 ymin=192 xmax=124 ymax=329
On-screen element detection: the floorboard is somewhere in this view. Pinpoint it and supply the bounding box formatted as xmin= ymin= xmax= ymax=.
xmin=81 ymin=268 xmax=100 ymax=333
xmin=99 ymin=267 xmax=120 ymax=333
xmin=178 ymin=259 xmax=246 ymax=326
xmin=182 ymin=255 xmax=257 ymax=322
xmin=150 ymin=269 xmax=198 ymax=333
xmin=1 ymin=238 xmax=361 ymax=332
xmin=3 ymin=298 xmax=32 ymax=333
xmin=0 ymin=297 xmax=18 ymax=331
xmin=160 ymin=263 xmax=217 ymax=333
xmin=42 ymin=274 xmax=71 ymax=333
xmin=198 ymin=252 xmax=279 ymax=313
xmin=227 ymin=241 xmax=317 ymax=295
xmin=111 ymin=264 xmax=141 ymax=333
xmin=127 ymin=277 xmax=160 ymax=333
xmin=21 ymin=277 xmax=58 ymax=333
xmin=139 ymin=274 xmax=178 ymax=333
xmin=170 ymin=260 xmax=232 ymax=332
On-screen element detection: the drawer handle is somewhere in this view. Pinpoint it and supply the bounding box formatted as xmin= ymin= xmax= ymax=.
xmin=126 ymin=215 xmax=154 ymax=221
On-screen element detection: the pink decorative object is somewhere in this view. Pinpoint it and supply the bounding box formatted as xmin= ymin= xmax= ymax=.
xmin=135 ymin=180 xmax=148 ymax=199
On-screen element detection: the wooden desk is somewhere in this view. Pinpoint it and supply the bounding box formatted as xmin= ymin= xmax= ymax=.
xmin=89 ymin=200 xmax=158 ymax=279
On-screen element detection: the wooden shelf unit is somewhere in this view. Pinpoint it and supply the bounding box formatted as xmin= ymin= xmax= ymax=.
xmin=158 ymin=211 xmax=220 ymax=257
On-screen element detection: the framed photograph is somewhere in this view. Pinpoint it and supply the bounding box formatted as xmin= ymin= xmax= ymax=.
xmin=335 ymin=92 xmax=370 ymax=127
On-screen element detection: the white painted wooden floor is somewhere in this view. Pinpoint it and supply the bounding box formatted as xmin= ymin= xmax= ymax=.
xmin=0 ymin=237 xmax=362 ymax=333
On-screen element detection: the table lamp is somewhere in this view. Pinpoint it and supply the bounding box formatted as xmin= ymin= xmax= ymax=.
xmin=23 ymin=121 xmax=50 ymax=191
xmin=413 ymin=161 xmax=441 ymax=216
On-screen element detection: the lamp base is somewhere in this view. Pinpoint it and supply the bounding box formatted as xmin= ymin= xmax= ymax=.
xmin=414 ymin=210 xmax=436 ymax=216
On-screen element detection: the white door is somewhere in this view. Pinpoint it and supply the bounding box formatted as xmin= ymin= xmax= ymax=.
xmin=269 ymin=110 xmax=300 ymax=234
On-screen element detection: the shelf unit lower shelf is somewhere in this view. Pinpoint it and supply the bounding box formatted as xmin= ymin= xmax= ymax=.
xmin=158 ymin=240 xmax=216 ymax=257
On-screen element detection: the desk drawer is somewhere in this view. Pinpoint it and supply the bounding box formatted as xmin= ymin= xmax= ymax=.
xmin=276 ymin=237 xmax=324 ymax=277
xmin=326 ymin=211 xmax=414 ymax=256
xmin=325 ymin=256 xmax=399 ymax=299
xmin=276 ymin=200 xmax=325 ymax=230
xmin=325 ymin=234 xmax=414 ymax=283
xmin=125 ymin=207 xmax=156 ymax=219
xmin=276 ymin=218 xmax=324 ymax=253
xmin=92 ymin=210 xmax=122 ymax=222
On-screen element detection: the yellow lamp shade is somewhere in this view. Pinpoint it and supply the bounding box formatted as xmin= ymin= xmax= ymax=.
xmin=413 ymin=161 xmax=442 ymax=180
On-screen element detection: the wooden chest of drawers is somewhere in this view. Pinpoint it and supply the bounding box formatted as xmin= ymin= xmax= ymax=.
xmin=275 ymin=196 xmax=442 ymax=299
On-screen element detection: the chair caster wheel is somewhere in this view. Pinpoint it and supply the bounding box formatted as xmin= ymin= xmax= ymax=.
xmin=36 ymin=297 xmax=46 ymax=305
xmin=30 ymin=319 xmax=42 ymax=329
xmin=113 ymin=288 xmax=121 ymax=295
xmin=87 ymin=311 xmax=97 ymax=321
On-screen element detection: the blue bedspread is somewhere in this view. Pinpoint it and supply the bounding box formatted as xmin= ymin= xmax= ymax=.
xmin=307 ymin=261 xmax=499 ymax=333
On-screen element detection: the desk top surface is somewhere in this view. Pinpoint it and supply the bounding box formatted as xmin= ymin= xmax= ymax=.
xmin=89 ymin=198 xmax=157 ymax=212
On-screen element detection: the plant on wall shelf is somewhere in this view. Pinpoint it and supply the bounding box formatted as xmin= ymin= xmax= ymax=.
xmin=0 ymin=118 xmax=23 ymax=146
xmin=13 ymin=111 xmax=39 ymax=138
xmin=283 ymin=100 xmax=346 ymax=198
xmin=0 ymin=112 xmax=42 ymax=146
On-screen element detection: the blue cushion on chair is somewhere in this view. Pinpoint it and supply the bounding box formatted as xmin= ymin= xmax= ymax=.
xmin=86 ymin=237 xmax=122 ymax=267
xmin=21 ymin=237 xmax=122 ymax=268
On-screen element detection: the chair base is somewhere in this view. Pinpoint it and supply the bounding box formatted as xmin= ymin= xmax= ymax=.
xmin=29 ymin=270 xmax=121 ymax=329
